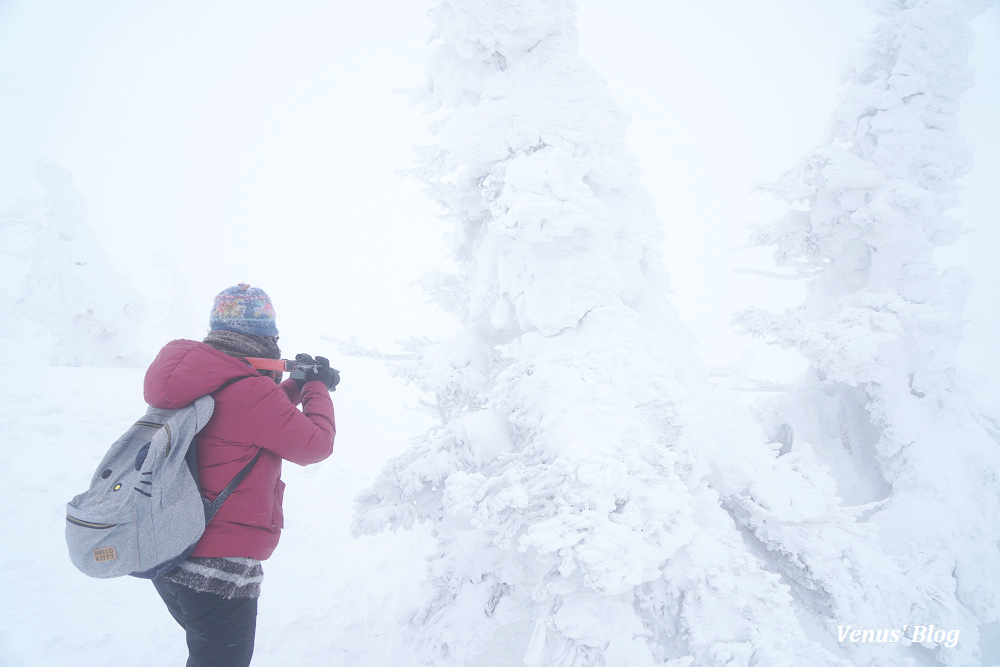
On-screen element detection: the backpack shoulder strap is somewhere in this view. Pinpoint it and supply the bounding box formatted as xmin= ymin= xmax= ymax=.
xmin=212 ymin=373 xmax=257 ymax=395
xmin=201 ymin=373 xmax=266 ymax=521
xmin=205 ymin=448 xmax=264 ymax=519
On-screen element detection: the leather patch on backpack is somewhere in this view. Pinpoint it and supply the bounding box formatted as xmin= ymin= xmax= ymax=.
xmin=93 ymin=546 xmax=118 ymax=562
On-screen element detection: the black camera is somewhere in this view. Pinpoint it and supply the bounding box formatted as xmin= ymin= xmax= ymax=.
xmin=288 ymin=361 xmax=320 ymax=380
xmin=288 ymin=355 xmax=339 ymax=391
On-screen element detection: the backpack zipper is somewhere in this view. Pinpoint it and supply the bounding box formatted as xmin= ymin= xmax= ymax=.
xmin=66 ymin=516 xmax=118 ymax=529
xmin=133 ymin=421 xmax=172 ymax=455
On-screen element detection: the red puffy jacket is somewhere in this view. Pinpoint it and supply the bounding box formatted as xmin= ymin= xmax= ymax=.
xmin=143 ymin=339 xmax=335 ymax=560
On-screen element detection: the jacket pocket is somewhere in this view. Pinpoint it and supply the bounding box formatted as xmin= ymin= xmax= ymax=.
xmin=271 ymin=479 xmax=285 ymax=529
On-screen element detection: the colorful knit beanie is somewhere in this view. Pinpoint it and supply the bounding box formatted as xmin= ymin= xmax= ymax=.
xmin=209 ymin=283 xmax=278 ymax=337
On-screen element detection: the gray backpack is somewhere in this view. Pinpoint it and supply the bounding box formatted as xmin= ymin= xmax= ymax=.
xmin=66 ymin=384 xmax=260 ymax=579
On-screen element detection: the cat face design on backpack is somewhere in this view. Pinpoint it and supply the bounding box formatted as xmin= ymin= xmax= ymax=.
xmin=100 ymin=466 xmax=127 ymax=493
xmin=97 ymin=429 xmax=156 ymax=498
xmin=66 ymin=399 xmax=215 ymax=578
xmin=66 ymin=378 xmax=259 ymax=580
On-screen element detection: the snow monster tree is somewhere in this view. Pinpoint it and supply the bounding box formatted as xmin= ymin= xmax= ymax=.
xmin=0 ymin=161 xmax=145 ymax=366
xmin=354 ymin=1 xmax=921 ymax=665
xmin=737 ymin=1 xmax=1000 ymax=665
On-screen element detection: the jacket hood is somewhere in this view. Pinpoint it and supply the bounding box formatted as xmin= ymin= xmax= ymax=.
xmin=144 ymin=339 xmax=258 ymax=409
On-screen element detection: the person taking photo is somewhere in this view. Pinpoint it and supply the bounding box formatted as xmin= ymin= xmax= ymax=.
xmin=142 ymin=282 xmax=338 ymax=667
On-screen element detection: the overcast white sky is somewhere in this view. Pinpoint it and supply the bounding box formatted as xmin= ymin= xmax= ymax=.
xmin=1 ymin=0 xmax=997 ymax=399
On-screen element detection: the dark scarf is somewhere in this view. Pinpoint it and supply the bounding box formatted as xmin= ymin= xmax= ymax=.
xmin=203 ymin=330 xmax=283 ymax=383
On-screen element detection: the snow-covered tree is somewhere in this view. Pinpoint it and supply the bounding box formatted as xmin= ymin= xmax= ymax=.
xmin=736 ymin=1 xmax=1000 ymax=665
xmin=0 ymin=160 xmax=145 ymax=366
xmin=352 ymin=2 xmax=922 ymax=665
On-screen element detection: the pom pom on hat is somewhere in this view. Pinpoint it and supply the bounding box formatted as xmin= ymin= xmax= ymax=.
xmin=209 ymin=283 xmax=278 ymax=337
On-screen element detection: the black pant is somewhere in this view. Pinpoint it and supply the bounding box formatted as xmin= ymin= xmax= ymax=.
xmin=153 ymin=577 xmax=258 ymax=667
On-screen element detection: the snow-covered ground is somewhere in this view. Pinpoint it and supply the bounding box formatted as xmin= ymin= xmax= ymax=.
xmin=0 ymin=357 xmax=436 ymax=666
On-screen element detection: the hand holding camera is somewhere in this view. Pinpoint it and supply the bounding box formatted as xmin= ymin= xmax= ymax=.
xmin=290 ymin=353 xmax=340 ymax=392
